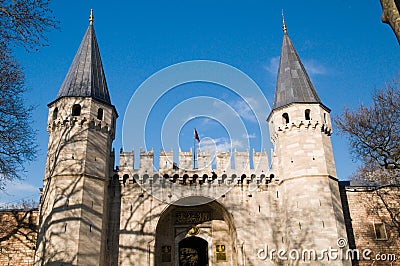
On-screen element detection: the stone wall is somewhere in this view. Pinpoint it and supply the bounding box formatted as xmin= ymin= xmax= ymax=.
xmin=0 ymin=183 xmax=400 ymax=266
xmin=341 ymin=184 xmax=400 ymax=265
xmin=0 ymin=210 xmax=38 ymax=266
xmin=114 ymin=173 xmax=350 ymax=265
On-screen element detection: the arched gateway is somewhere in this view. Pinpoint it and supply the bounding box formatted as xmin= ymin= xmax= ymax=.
xmin=155 ymin=197 xmax=237 ymax=266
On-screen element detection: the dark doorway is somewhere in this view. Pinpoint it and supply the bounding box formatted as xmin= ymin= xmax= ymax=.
xmin=179 ymin=237 xmax=208 ymax=266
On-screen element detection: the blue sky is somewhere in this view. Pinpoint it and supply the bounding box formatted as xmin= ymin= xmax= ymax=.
xmin=1 ymin=0 xmax=399 ymax=206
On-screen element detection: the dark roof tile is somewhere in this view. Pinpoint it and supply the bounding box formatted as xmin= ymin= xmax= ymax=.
xmin=273 ymin=33 xmax=321 ymax=110
xmin=56 ymin=25 xmax=111 ymax=105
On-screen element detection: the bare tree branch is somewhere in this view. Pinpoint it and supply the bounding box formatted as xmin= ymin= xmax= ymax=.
xmin=0 ymin=44 xmax=37 ymax=186
xmin=0 ymin=0 xmax=58 ymax=50
xmin=0 ymin=1 xmax=58 ymax=187
xmin=335 ymin=75 xmax=400 ymax=233
xmin=335 ymin=76 xmax=400 ymax=177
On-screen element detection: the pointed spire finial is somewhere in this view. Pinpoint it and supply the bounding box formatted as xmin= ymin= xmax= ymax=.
xmin=89 ymin=9 xmax=94 ymax=25
xmin=282 ymin=9 xmax=287 ymax=34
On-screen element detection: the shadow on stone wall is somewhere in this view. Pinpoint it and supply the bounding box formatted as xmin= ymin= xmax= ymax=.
xmin=0 ymin=210 xmax=38 ymax=265
xmin=36 ymin=98 xmax=113 ymax=265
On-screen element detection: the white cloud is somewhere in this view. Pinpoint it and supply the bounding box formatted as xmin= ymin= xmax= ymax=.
xmin=265 ymin=56 xmax=328 ymax=76
xmin=182 ymin=113 xmax=195 ymax=122
xmin=229 ymin=98 xmax=258 ymax=123
xmin=265 ymin=56 xmax=280 ymax=75
xmin=209 ymin=98 xmax=258 ymax=123
xmin=303 ymin=59 xmax=327 ymax=75
xmin=200 ymin=118 xmax=213 ymax=125
xmin=0 ymin=181 xmax=39 ymax=207
xmin=243 ymin=97 xmax=259 ymax=109
xmin=243 ymin=133 xmax=257 ymax=139
xmin=199 ymin=137 xmax=245 ymax=153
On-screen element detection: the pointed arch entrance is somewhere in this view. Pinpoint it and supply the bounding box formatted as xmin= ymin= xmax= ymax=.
xmin=154 ymin=197 xmax=237 ymax=265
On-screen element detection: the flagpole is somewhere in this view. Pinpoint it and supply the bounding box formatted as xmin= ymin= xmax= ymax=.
xmin=193 ymin=128 xmax=200 ymax=169
xmin=193 ymin=136 xmax=196 ymax=169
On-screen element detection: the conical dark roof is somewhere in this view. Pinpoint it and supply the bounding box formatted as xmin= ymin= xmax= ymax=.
xmin=56 ymin=24 xmax=111 ymax=105
xmin=273 ymin=33 xmax=321 ymax=110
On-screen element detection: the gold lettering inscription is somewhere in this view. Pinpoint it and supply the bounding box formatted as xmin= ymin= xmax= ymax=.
xmin=175 ymin=211 xmax=211 ymax=224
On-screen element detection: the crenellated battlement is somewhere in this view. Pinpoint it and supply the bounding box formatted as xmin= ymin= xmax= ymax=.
xmin=116 ymin=148 xmax=273 ymax=185
xmin=269 ymin=120 xmax=332 ymax=145
xmin=118 ymin=170 xmax=276 ymax=188
xmin=47 ymin=116 xmax=114 ymax=135
xmin=275 ymin=120 xmax=331 ymax=134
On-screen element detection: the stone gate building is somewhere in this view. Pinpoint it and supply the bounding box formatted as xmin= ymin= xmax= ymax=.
xmin=2 ymin=12 xmax=395 ymax=266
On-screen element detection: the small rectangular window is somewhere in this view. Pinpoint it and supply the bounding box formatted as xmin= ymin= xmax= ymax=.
xmin=374 ymin=223 xmax=387 ymax=240
xmin=97 ymin=108 xmax=103 ymax=120
xmin=305 ymin=109 xmax=311 ymax=120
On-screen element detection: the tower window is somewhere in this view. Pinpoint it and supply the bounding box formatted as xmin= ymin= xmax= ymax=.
xmin=305 ymin=109 xmax=311 ymax=120
xmin=374 ymin=223 xmax=387 ymax=240
xmin=72 ymin=104 xmax=81 ymax=116
xmin=282 ymin=113 xmax=289 ymax=124
xmin=52 ymin=107 xmax=59 ymax=120
xmin=97 ymin=108 xmax=103 ymax=120
xmin=324 ymin=113 xmax=327 ymax=123
xmin=123 ymin=174 xmax=129 ymax=184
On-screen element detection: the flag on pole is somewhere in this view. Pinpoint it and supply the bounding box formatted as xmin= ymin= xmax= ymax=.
xmin=194 ymin=128 xmax=200 ymax=143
